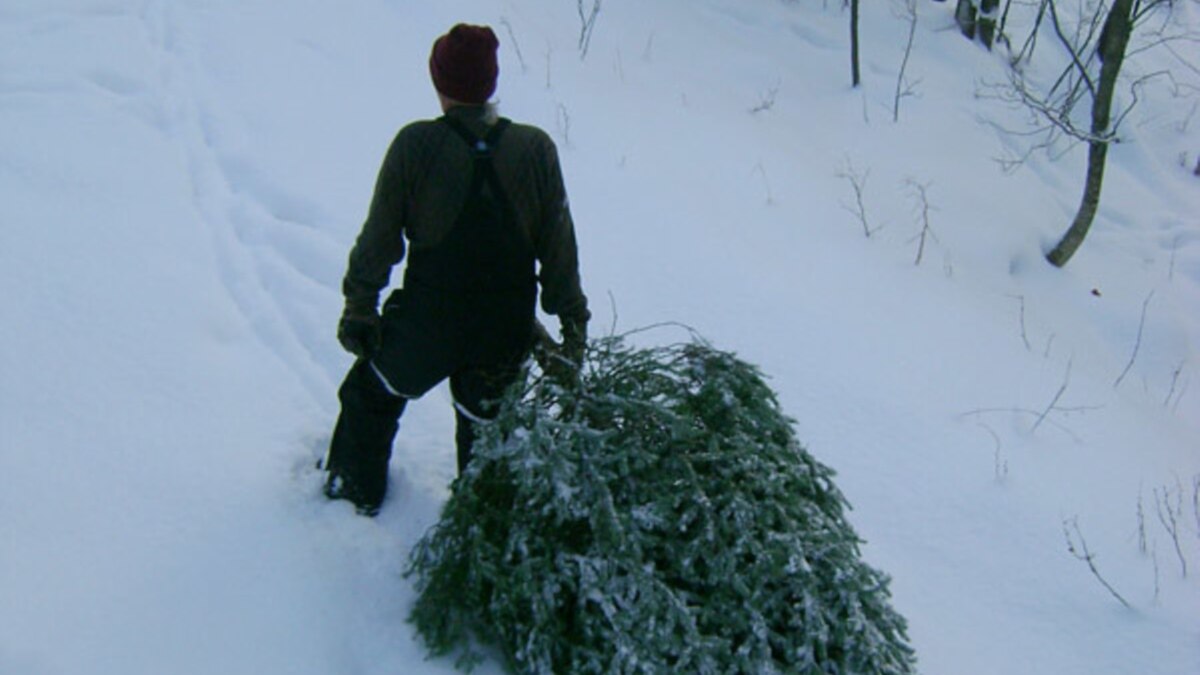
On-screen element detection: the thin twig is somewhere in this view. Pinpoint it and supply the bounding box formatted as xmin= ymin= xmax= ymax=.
xmin=1191 ymin=474 xmax=1200 ymax=538
xmin=977 ymin=422 xmax=1007 ymax=482
xmin=577 ymin=0 xmax=602 ymax=61
xmin=893 ymin=0 xmax=919 ymax=123
xmin=1155 ymin=485 xmax=1188 ymax=577
xmin=749 ymin=80 xmax=780 ymax=114
xmin=837 ymin=159 xmax=876 ymax=238
xmin=1171 ymin=378 xmax=1190 ymax=413
xmin=1064 ymin=517 xmax=1133 ymax=609
xmin=500 ymin=18 xmax=528 ymax=74
xmin=606 ymin=289 xmax=619 ymax=338
xmin=1044 ymin=333 xmax=1057 ymax=359
xmin=1164 ymin=359 xmax=1186 ymax=408
xmin=753 ymin=162 xmax=774 ymax=206
xmin=1034 ymin=358 xmax=1072 ymax=432
xmin=959 ymin=406 xmax=1092 ymax=443
xmin=1136 ymin=485 xmax=1148 ymax=555
xmin=905 ymin=179 xmax=937 ymax=266
xmin=1010 ymin=294 xmax=1033 ymax=351
xmin=1114 ymin=291 xmax=1155 ymax=389
xmin=556 ymin=103 xmax=572 ymax=147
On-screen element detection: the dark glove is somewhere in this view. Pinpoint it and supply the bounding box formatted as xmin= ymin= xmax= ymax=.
xmin=560 ymin=318 xmax=587 ymax=371
xmin=337 ymin=307 xmax=381 ymax=358
xmin=532 ymin=318 xmax=585 ymax=386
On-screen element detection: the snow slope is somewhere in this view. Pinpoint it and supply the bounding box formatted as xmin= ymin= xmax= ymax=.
xmin=1 ymin=0 xmax=1197 ymax=673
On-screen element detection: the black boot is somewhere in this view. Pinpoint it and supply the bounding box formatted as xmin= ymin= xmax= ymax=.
xmin=324 ymin=359 xmax=407 ymax=516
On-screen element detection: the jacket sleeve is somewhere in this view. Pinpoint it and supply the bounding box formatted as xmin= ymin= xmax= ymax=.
xmin=342 ymin=140 xmax=406 ymax=314
xmin=534 ymin=136 xmax=590 ymax=328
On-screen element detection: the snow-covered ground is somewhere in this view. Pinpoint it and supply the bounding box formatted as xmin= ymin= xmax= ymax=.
xmin=2 ymin=0 xmax=1197 ymax=673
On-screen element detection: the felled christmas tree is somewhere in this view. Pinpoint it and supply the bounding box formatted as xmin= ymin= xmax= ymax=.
xmin=406 ymin=334 xmax=916 ymax=674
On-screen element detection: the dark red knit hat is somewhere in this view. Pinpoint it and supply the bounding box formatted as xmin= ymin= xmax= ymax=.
xmin=429 ymin=24 xmax=499 ymax=104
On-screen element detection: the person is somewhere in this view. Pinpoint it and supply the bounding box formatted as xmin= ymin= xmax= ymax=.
xmin=323 ymin=23 xmax=589 ymax=516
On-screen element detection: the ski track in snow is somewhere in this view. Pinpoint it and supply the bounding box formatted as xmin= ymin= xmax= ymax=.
xmin=131 ymin=0 xmax=341 ymax=407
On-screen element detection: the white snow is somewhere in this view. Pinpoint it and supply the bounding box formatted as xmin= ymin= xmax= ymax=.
xmin=2 ymin=0 xmax=1198 ymax=673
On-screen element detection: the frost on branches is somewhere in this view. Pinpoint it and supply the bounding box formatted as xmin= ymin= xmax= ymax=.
xmin=406 ymin=335 xmax=916 ymax=674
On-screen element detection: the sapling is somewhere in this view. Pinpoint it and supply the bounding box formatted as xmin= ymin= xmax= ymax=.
xmin=893 ymin=0 xmax=920 ymax=123
xmin=904 ymin=179 xmax=938 ymax=266
xmin=1155 ymin=485 xmax=1188 ymax=577
xmin=838 ymin=158 xmax=877 ymax=238
xmin=577 ymin=0 xmax=601 ymax=61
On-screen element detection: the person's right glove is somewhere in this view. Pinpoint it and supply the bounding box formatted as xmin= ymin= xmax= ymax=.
xmin=337 ymin=305 xmax=381 ymax=358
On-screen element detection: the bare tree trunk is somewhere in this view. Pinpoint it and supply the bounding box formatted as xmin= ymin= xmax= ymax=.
xmin=998 ymin=0 xmax=1016 ymax=44
xmin=1046 ymin=0 xmax=1133 ymax=267
xmin=956 ymin=0 xmax=978 ymax=38
xmin=850 ymin=0 xmax=861 ymax=88
xmin=978 ymin=0 xmax=1000 ymax=49
xmin=1048 ymin=141 xmax=1110 ymax=266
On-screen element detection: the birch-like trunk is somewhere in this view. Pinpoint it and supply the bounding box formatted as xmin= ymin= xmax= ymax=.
xmin=1046 ymin=0 xmax=1134 ymax=267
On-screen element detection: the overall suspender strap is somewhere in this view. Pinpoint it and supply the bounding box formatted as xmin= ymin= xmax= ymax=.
xmin=440 ymin=116 xmax=515 ymax=215
xmin=441 ymin=115 xmax=512 ymax=153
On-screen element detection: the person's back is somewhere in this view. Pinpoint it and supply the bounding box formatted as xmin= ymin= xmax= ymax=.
xmin=323 ymin=24 xmax=589 ymax=516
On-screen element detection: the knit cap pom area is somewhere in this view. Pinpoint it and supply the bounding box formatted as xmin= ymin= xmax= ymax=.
xmin=429 ymin=24 xmax=499 ymax=104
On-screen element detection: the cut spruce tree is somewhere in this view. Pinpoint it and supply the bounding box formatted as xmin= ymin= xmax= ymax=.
xmin=406 ymin=333 xmax=915 ymax=674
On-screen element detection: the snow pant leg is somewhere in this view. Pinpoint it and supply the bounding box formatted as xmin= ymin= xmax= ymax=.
xmin=324 ymin=358 xmax=407 ymax=514
xmin=449 ymin=362 xmax=522 ymax=474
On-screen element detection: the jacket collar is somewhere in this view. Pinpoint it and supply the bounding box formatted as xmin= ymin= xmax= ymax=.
xmin=444 ymin=104 xmax=498 ymax=134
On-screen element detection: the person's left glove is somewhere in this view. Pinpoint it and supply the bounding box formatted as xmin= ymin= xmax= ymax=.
xmin=337 ymin=305 xmax=381 ymax=358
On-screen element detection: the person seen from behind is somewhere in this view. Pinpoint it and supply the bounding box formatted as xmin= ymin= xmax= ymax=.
xmin=323 ymin=23 xmax=589 ymax=516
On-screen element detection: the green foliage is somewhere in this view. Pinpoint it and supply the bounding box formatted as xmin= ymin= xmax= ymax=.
xmin=406 ymin=335 xmax=916 ymax=674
